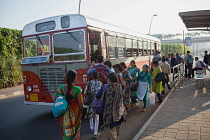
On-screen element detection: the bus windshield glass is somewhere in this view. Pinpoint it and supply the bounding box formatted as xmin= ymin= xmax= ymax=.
xmin=53 ymin=30 xmax=85 ymax=54
xmin=24 ymin=35 xmax=50 ymax=57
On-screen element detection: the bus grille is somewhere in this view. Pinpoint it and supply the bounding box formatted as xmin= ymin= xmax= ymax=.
xmin=40 ymin=68 xmax=64 ymax=93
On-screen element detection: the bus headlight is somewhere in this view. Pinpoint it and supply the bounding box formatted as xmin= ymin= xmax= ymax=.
xmin=27 ymin=86 xmax=32 ymax=92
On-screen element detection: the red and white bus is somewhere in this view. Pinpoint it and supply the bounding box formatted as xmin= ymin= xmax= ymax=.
xmin=22 ymin=14 xmax=161 ymax=105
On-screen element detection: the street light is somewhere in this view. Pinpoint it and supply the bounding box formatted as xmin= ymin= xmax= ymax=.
xmin=149 ymin=14 xmax=157 ymax=35
xmin=78 ymin=0 xmax=82 ymax=14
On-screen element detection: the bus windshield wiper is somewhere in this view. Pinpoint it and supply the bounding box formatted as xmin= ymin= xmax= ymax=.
xmin=66 ymin=31 xmax=81 ymax=45
xmin=36 ymin=35 xmax=44 ymax=48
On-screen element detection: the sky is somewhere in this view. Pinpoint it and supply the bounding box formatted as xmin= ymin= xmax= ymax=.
xmin=0 ymin=0 xmax=210 ymax=35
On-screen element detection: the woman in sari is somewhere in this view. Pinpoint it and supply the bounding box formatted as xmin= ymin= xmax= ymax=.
xmin=58 ymin=70 xmax=83 ymax=140
xmin=114 ymin=64 xmax=123 ymax=86
xmin=120 ymin=62 xmax=133 ymax=111
xmin=136 ymin=64 xmax=152 ymax=112
xmin=101 ymin=72 xmax=125 ymax=140
xmin=152 ymin=61 xmax=164 ymax=103
xmin=128 ymin=60 xmax=140 ymax=106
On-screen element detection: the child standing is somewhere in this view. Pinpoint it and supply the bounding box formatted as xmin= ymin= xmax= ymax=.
xmin=84 ymin=71 xmax=102 ymax=138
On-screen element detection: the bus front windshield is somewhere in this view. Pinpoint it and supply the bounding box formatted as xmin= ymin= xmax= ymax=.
xmin=24 ymin=35 xmax=50 ymax=57
xmin=53 ymin=30 xmax=85 ymax=61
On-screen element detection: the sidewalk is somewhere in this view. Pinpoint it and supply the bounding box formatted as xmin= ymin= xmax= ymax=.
xmin=0 ymin=84 xmax=24 ymax=99
xmin=136 ymin=75 xmax=210 ymax=140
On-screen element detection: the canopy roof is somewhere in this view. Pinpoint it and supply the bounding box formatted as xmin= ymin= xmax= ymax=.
xmin=179 ymin=10 xmax=210 ymax=31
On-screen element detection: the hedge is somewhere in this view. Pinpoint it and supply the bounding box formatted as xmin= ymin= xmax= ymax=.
xmin=0 ymin=27 xmax=22 ymax=89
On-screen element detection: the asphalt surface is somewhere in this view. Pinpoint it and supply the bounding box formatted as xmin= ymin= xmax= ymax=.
xmin=0 ymin=88 xmax=162 ymax=140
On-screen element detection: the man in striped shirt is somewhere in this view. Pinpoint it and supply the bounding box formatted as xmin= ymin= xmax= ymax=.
xmin=87 ymin=55 xmax=111 ymax=75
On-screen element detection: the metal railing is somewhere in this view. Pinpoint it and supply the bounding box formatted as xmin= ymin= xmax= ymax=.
xmin=171 ymin=63 xmax=185 ymax=89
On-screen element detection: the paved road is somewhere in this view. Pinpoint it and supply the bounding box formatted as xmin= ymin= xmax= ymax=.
xmin=0 ymin=88 xmax=165 ymax=140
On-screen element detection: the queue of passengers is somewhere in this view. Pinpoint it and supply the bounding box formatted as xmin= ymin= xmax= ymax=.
xmin=55 ymin=54 xmax=172 ymax=140
xmin=156 ymin=50 xmax=210 ymax=79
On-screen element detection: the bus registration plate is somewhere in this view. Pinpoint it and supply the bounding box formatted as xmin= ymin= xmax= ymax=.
xmin=30 ymin=94 xmax=38 ymax=101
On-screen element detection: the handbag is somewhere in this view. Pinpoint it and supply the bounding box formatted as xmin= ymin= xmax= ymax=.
xmin=155 ymin=72 xmax=167 ymax=83
xmin=52 ymin=89 xmax=68 ymax=118
xmin=92 ymin=84 xmax=108 ymax=115
xmin=84 ymin=81 xmax=92 ymax=106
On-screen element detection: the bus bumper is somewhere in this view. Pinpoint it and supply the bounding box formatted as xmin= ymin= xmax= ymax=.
xmin=24 ymin=101 xmax=53 ymax=106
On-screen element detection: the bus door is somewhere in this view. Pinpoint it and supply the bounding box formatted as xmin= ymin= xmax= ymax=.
xmin=88 ymin=30 xmax=102 ymax=62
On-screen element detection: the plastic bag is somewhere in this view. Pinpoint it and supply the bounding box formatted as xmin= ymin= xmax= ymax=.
xmin=169 ymin=74 xmax=173 ymax=83
xmin=148 ymin=92 xmax=155 ymax=106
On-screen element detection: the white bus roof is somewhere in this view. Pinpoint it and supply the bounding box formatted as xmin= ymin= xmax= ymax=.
xmin=22 ymin=14 xmax=160 ymax=42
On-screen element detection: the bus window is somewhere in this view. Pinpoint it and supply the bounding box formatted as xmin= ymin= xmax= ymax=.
xmin=138 ymin=40 xmax=143 ymax=56
xmin=24 ymin=35 xmax=50 ymax=57
xmin=61 ymin=16 xmax=70 ymax=28
xmin=151 ymin=43 xmax=155 ymax=55
xmin=133 ymin=40 xmax=138 ymax=57
xmin=143 ymin=41 xmax=148 ymax=56
xmin=117 ymin=37 xmax=125 ymax=58
xmin=148 ymin=42 xmax=151 ymax=55
xmin=125 ymin=38 xmax=132 ymax=57
xmin=101 ymin=32 xmax=108 ymax=59
xmin=36 ymin=21 xmax=55 ymax=32
xmin=108 ymin=36 xmax=116 ymax=59
xmin=53 ymin=30 xmax=85 ymax=61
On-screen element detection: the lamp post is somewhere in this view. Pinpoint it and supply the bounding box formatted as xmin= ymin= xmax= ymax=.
xmin=149 ymin=14 xmax=157 ymax=35
xmin=78 ymin=0 xmax=81 ymax=14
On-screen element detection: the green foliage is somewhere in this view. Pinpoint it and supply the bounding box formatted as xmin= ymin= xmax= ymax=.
xmin=161 ymin=43 xmax=192 ymax=56
xmin=0 ymin=27 xmax=22 ymax=89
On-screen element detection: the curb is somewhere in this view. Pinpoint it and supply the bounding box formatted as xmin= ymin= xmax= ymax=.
xmin=132 ymin=87 xmax=175 ymax=140
xmin=0 ymin=90 xmax=24 ymax=100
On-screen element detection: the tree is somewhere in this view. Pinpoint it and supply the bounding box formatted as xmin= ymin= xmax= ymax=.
xmin=0 ymin=27 xmax=22 ymax=88
xmin=161 ymin=43 xmax=192 ymax=56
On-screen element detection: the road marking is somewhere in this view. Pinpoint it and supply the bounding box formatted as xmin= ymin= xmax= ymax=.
xmin=0 ymin=90 xmax=24 ymax=100
xmin=0 ymin=94 xmax=6 ymax=99
xmin=13 ymin=91 xmax=23 ymax=95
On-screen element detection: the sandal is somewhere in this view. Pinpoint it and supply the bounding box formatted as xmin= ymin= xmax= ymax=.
xmin=141 ymin=108 xmax=147 ymax=112
xmin=94 ymin=133 xmax=100 ymax=139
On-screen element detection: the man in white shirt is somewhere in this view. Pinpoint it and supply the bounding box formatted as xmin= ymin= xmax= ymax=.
xmin=192 ymin=57 xmax=203 ymax=77
xmin=160 ymin=58 xmax=172 ymax=93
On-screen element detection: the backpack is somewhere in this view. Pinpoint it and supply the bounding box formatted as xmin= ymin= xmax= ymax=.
xmin=187 ymin=54 xmax=193 ymax=64
xmin=155 ymin=72 xmax=167 ymax=83
xmin=84 ymin=80 xmax=102 ymax=105
xmin=92 ymin=84 xmax=109 ymax=115
xmin=199 ymin=61 xmax=206 ymax=68
xmin=94 ymin=65 xmax=107 ymax=84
